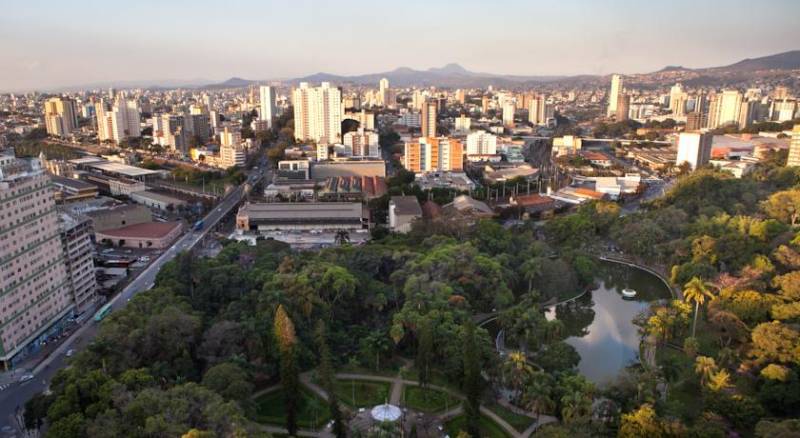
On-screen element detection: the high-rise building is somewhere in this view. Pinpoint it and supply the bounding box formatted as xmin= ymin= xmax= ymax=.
xmin=528 ymin=95 xmax=551 ymax=126
xmin=259 ymin=86 xmax=276 ymax=129
xmin=676 ymin=132 xmax=713 ymax=170
xmin=616 ymin=94 xmax=631 ymax=121
xmin=481 ymin=95 xmax=490 ymax=114
xmin=111 ymin=99 xmax=141 ymax=142
xmin=708 ymin=90 xmax=743 ymax=128
xmin=379 ymin=78 xmax=390 ymax=107
xmin=403 ymin=137 xmax=463 ymax=172
xmin=220 ymin=144 xmax=247 ymax=168
xmin=57 ymin=211 xmax=97 ymax=315
xmin=788 ymin=124 xmax=800 ymax=167
xmin=686 ymin=112 xmax=703 ymax=131
xmin=421 ymin=100 xmax=437 ymax=138
xmin=343 ymin=128 xmax=380 ymax=157
xmin=669 ymin=83 xmax=688 ymax=116
xmin=454 ymin=114 xmax=471 ymax=132
xmin=220 ymin=125 xmax=242 ymax=147
xmin=466 ymin=131 xmax=497 ymax=156
xmin=292 ymin=82 xmax=343 ymax=145
xmin=607 ymin=74 xmax=623 ymax=117
xmin=0 ymin=151 xmax=75 ymax=368
xmin=502 ymin=101 xmax=515 ymax=128
xmin=44 ymin=97 xmax=78 ymax=138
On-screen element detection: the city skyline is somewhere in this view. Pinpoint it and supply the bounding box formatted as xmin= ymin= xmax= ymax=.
xmin=2 ymin=0 xmax=800 ymax=92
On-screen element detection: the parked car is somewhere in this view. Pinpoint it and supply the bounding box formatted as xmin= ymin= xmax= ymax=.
xmin=18 ymin=373 xmax=34 ymax=383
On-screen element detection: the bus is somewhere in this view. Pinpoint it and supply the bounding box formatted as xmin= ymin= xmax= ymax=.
xmin=93 ymin=303 xmax=112 ymax=323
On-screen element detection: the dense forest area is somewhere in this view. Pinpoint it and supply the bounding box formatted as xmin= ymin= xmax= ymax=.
xmin=23 ymin=152 xmax=800 ymax=437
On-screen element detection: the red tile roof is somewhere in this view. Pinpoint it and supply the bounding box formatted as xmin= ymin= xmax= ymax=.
xmin=98 ymin=221 xmax=182 ymax=239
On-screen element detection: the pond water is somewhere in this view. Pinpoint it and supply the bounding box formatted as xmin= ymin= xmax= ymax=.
xmin=543 ymin=261 xmax=673 ymax=384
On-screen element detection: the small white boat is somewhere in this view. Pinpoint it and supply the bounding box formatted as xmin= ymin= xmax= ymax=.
xmin=622 ymin=288 xmax=637 ymax=298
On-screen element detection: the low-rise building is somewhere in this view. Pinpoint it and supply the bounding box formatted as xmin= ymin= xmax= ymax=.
xmin=236 ymin=202 xmax=368 ymax=232
xmin=389 ymin=196 xmax=422 ymax=233
xmin=130 ymin=190 xmax=187 ymax=211
xmin=311 ymin=159 xmax=386 ymax=180
xmin=85 ymin=204 xmax=152 ymax=232
xmin=95 ymin=221 xmax=183 ymax=249
xmin=51 ymin=175 xmax=99 ymax=203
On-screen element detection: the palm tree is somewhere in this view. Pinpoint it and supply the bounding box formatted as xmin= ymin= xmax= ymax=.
xmin=520 ymin=258 xmax=542 ymax=294
xmin=334 ymin=229 xmax=350 ymax=246
xmin=560 ymin=390 xmax=592 ymax=424
xmin=694 ymin=356 xmax=718 ymax=386
xmin=683 ymin=277 xmax=716 ymax=337
xmin=522 ymin=372 xmax=555 ymax=422
xmin=501 ymin=351 xmax=533 ymax=402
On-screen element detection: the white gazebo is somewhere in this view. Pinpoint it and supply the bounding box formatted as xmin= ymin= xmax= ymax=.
xmin=370 ymin=403 xmax=402 ymax=423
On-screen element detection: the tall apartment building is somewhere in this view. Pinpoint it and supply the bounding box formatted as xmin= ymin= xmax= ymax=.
xmin=220 ymin=144 xmax=247 ymax=168
xmin=607 ymin=74 xmax=623 ymax=117
xmin=96 ymin=98 xmax=140 ymax=143
xmin=528 ymin=95 xmax=552 ymax=126
xmin=421 ymin=100 xmax=437 ymax=138
xmin=466 ymin=131 xmax=497 ymax=156
xmin=403 ymin=137 xmax=464 ymax=173
xmin=708 ymin=90 xmax=743 ymax=128
xmin=0 ymin=151 xmax=74 ymax=368
xmin=676 ymin=132 xmax=713 ymax=170
xmin=220 ymin=125 xmax=242 ymax=147
xmin=788 ymin=124 xmax=800 ymax=167
xmin=43 ymin=97 xmax=78 ymax=138
xmin=154 ymin=114 xmax=187 ymax=155
xmin=259 ymin=86 xmax=276 ymax=128
xmin=379 ymin=78 xmax=390 ymax=107
xmin=292 ymin=82 xmax=343 ymax=145
xmin=616 ymin=94 xmax=631 ymax=121
xmin=344 ymin=109 xmax=375 ymax=131
xmin=343 ymin=128 xmax=379 ymax=157
xmin=454 ymin=114 xmax=471 ymax=132
xmin=58 ymin=211 xmax=97 ymax=314
xmin=502 ymin=101 xmax=516 ymax=128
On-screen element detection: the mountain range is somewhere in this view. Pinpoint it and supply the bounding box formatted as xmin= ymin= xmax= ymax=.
xmin=199 ymin=50 xmax=800 ymax=90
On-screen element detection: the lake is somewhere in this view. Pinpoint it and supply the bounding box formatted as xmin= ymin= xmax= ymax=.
xmin=544 ymin=260 xmax=673 ymax=384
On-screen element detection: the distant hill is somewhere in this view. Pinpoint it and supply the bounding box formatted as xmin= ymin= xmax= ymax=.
xmin=205 ymin=77 xmax=258 ymax=89
xmin=294 ymin=63 xmax=569 ymax=88
xmin=711 ymin=50 xmax=800 ymax=72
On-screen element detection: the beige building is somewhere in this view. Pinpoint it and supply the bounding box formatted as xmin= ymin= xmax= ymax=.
xmin=389 ymin=196 xmax=422 ymax=233
xmin=403 ymin=137 xmax=464 ymax=173
xmin=0 ymin=152 xmax=74 ymax=368
xmin=607 ymin=74 xmax=623 ymax=117
xmin=44 ymin=97 xmax=78 ymax=138
xmin=788 ymin=124 xmax=800 ymax=167
xmin=421 ymin=100 xmax=437 ymax=138
xmin=58 ymin=211 xmax=98 ymax=314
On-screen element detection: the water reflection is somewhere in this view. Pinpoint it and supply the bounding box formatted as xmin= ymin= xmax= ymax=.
xmin=544 ymin=261 xmax=671 ymax=385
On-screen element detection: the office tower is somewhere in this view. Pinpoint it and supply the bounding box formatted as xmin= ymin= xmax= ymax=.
xmin=191 ymin=113 xmax=211 ymax=141
xmin=343 ymin=128 xmax=380 ymax=157
xmin=466 ymin=130 xmax=497 ymax=155
xmin=44 ymin=97 xmax=78 ymax=138
xmin=788 ymin=124 xmax=800 ymax=167
xmin=58 ymin=211 xmax=98 ymax=314
xmin=481 ymin=95 xmax=490 ymax=114
xmin=502 ymin=101 xmax=516 ymax=128
xmin=616 ymin=94 xmax=631 ymax=121
xmin=403 ymin=137 xmax=463 ymax=172
xmin=220 ymin=125 xmax=242 ymax=147
xmin=607 ymin=74 xmax=623 ymax=117
xmin=0 ymin=151 xmax=74 ymax=368
xmin=421 ymin=100 xmax=437 ymax=138
xmin=454 ymin=114 xmax=471 ymax=132
xmin=708 ymin=90 xmax=743 ymax=128
xmin=686 ymin=112 xmax=703 ymax=131
xmin=379 ymin=78 xmax=390 ymax=107
xmin=259 ymin=86 xmax=276 ymax=128
xmin=676 ymin=132 xmax=713 ymax=170
xmin=292 ymin=82 xmax=343 ymax=144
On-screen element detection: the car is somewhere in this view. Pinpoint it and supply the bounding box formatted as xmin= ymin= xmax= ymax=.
xmin=18 ymin=373 xmax=34 ymax=383
xmin=65 ymin=349 xmax=75 ymax=357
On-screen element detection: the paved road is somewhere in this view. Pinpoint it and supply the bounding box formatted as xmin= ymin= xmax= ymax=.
xmin=0 ymin=161 xmax=268 ymax=432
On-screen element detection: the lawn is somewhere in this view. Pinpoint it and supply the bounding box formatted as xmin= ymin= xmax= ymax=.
xmin=332 ymin=379 xmax=391 ymax=408
xmin=485 ymin=402 xmax=536 ymax=433
xmin=445 ymin=415 xmax=511 ymax=438
xmin=249 ymin=389 xmax=330 ymax=429
xmin=403 ymin=386 xmax=460 ymax=413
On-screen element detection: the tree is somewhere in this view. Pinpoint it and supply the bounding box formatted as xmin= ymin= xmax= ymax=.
xmin=416 ymin=318 xmax=434 ymax=388
xmin=707 ymin=369 xmax=732 ymax=392
xmin=683 ymin=277 xmax=715 ymax=337
xmin=618 ymin=404 xmax=663 ymax=438
xmin=462 ymin=321 xmax=482 ymax=438
xmin=695 ymin=356 xmax=718 ymax=386
xmin=762 ymin=189 xmax=800 ymax=226
xmin=274 ymin=305 xmax=299 ymax=436
xmin=523 ymin=371 xmax=555 ymax=422
xmin=315 ymin=322 xmax=345 ymax=438
xmin=501 ymin=351 xmax=533 ymax=403
xmin=749 ymin=321 xmax=800 ymax=366
xmin=201 ymin=363 xmax=253 ymax=401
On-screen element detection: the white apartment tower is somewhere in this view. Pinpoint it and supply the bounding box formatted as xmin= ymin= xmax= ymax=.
xmin=607 ymin=74 xmax=623 ymax=117
xmin=292 ymin=82 xmax=343 ymax=145
xmin=466 ymin=131 xmax=497 ymax=156
xmin=259 ymin=86 xmax=277 ymax=128
xmin=676 ymin=132 xmax=713 ymax=170
xmin=343 ymin=128 xmax=380 ymax=157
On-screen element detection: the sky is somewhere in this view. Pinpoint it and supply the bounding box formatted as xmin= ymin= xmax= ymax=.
xmin=1 ymin=0 xmax=799 ymax=92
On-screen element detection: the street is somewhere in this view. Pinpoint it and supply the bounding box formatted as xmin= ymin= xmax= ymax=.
xmin=0 ymin=162 xmax=268 ymax=433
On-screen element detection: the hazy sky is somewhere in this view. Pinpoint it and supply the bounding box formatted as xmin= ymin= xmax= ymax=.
xmin=2 ymin=0 xmax=799 ymax=92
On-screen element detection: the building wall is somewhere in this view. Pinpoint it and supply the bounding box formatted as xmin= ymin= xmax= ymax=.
xmin=311 ymin=161 xmax=386 ymax=179
xmin=58 ymin=214 xmax=97 ymax=314
xmin=0 ymin=161 xmax=74 ymax=366
xmin=87 ymin=205 xmax=152 ymax=232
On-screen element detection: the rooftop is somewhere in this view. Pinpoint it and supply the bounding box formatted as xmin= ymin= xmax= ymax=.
xmin=240 ymin=202 xmax=364 ymax=220
xmin=97 ymin=221 xmax=181 ymax=239
xmin=390 ymin=196 xmax=423 ymax=216
xmin=86 ymin=161 xmax=160 ymax=178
